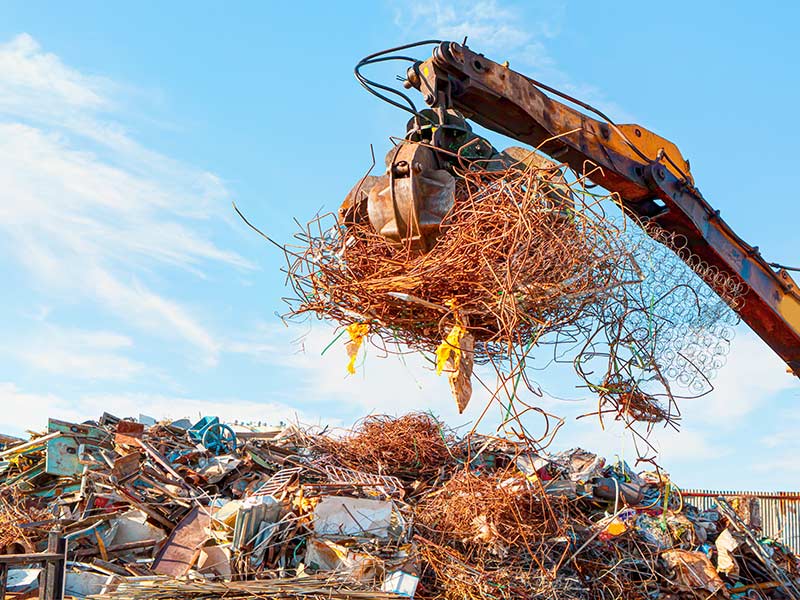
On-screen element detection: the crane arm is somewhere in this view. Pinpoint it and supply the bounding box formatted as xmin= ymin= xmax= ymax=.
xmin=405 ymin=41 xmax=800 ymax=377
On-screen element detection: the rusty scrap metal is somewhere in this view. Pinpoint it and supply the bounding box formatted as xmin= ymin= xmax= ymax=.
xmin=1 ymin=412 xmax=799 ymax=599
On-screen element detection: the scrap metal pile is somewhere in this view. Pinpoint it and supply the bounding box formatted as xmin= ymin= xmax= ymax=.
xmin=1 ymin=412 xmax=798 ymax=599
xmin=283 ymin=146 xmax=743 ymax=441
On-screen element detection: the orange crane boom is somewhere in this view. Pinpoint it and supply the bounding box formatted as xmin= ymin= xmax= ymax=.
xmin=400 ymin=41 xmax=799 ymax=377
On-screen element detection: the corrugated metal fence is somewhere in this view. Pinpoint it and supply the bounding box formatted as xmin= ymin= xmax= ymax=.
xmin=682 ymin=489 xmax=800 ymax=554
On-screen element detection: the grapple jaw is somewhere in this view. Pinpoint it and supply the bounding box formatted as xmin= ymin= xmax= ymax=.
xmin=339 ymin=109 xmax=572 ymax=252
xmin=339 ymin=109 xmax=486 ymax=252
xmin=367 ymin=142 xmax=455 ymax=252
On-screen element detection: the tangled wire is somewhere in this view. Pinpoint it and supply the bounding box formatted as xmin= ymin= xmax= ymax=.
xmin=287 ymin=158 xmax=628 ymax=357
xmin=314 ymin=413 xmax=460 ymax=482
xmin=0 ymin=491 xmax=48 ymax=553
xmin=282 ymin=146 xmax=744 ymax=450
xmin=412 ymin=467 xmax=662 ymax=600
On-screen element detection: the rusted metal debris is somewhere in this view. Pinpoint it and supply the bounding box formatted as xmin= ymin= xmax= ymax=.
xmin=152 ymin=507 xmax=211 ymax=577
xmin=0 ymin=412 xmax=798 ymax=599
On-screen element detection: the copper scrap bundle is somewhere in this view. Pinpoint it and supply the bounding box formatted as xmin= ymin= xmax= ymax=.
xmin=283 ymin=151 xmax=743 ymax=431
xmin=1 ymin=412 xmax=798 ymax=599
xmin=288 ymin=162 xmax=624 ymax=355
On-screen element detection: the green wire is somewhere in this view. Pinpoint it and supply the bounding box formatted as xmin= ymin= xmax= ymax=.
xmin=320 ymin=329 xmax=347 ymax=356
xmin=504 ymin=338 xmax=537 ymax=422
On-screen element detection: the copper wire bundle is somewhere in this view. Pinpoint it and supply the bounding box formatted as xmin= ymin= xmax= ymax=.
xmin=282 ymin=152 xmax=745 ymax=443
xmin=0 ymin=492 xmax=47 ymax=553
xmin=287 ymin=162 xmax=629 ymax=359
xmin=599 ymin=375 xmax=670 ymax=424
xmin=0 ymin=504 xmax=24 ymax=551
xmin=314 ymin=413 xmax=459 ymax=481
xmin=412 ymin=467 xmax=661 ymax=600
xmin=414 ymin=467 xmax=567 ymax=554
xmin=413 ymin=466 xmax=573 ymax=600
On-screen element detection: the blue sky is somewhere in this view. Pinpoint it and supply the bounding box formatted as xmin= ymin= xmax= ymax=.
xmin=0 ymin=1 xmax=798 ymax=490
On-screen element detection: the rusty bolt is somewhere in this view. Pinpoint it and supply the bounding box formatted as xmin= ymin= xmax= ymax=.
xmin=405 ymin=69 xmax=420 ymax=88
xmin=394 ymin=161 xmax=410 ymax=176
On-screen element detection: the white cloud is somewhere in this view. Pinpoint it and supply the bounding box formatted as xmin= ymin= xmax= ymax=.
xmin=230 ymin=320 xmax=492 ymax=426
xmin=0 ymin=383 xmax=77 ymax=434
xmin=754 ymin=392 xmax=800 ymax=479
xmin=396 ymin=1 xmax=532 ymax=51
xmin=394 ymin=1 xmax=554 ymax=53
xmin=7 ymin=324 xmax=145 ymax=381
xmin=393 ymin=0 xmax=629 ymax=121
xmin=558 ymin=417 xmax=728 ymax=467
xmin=0 ymin=34 xmax=250 ymax=365
xmin=752 ymin=455 xmax=800 ymax=478
xmin=0 ymin=34 xmax=109 ymax=118
xmin=89 ymin=269 xmax=221 ymax=364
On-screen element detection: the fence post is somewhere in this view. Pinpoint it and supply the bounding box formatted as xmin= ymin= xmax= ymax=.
xmin=40 ymin=531 xmax=65 ymax=600
xmin=38 ymin=548 xmax=48 ymax=600
xmin=0 ymin=562 xmax=7 ymax=600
